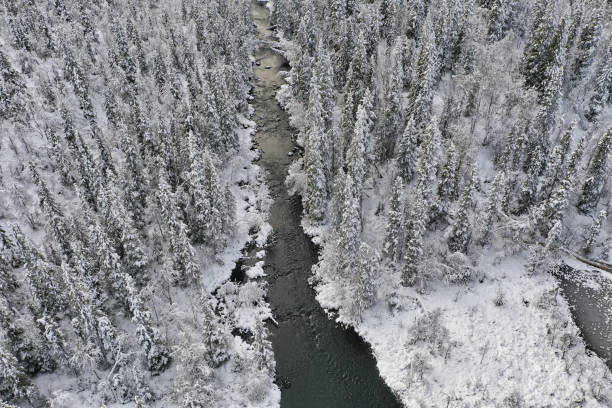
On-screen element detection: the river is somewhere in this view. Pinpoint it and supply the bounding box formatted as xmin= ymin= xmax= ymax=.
xmin=250 ymin=1 xmax=402 ymax=407
xmin=555 ymin=265 xmax=612 ymax=369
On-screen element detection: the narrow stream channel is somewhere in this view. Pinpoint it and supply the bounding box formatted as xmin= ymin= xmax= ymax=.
xmin=251 ymin=1 xmax=402 ymax=406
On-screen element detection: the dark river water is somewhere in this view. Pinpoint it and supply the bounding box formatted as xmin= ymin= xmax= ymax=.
xmin=250 ymin=1 xmax=402 ymax=407
xmin=555 ymin=265 xmax=612 ymax=369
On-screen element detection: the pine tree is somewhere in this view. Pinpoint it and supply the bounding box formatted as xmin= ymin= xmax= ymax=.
xmin=125 ymin=275 xmax=170 ymax=373
xmin=252 ymin=320 xmax=275 ymax=378
xmin=0 ymin=345 xmax=35 ymax=403
xmin=62 ymin=261 xmax=118 ymax=367
xmin=35 ymin=313 xmax=70 ymax=369
xmin=396 ymin=115 xmax=419 ymax=182
xmin=340 ymin=90 xmax=356 ymax=160
xmin=120 ymin=131 xmax=148 ymax=230
xmin=185 ymin=133 xmax=214 ymax=245
xmin=346 ymin=90 xmax=374 ymax=201
xmin=487 ymin=0 xmax=508 ymax=41
xmin=156 ymin=175 xmax=200 ymax=286
xmin=402 ymin=190 xmax=426 ymax=287
xmin=202 ymin=148 xmax=231 ymax=252
xmin=534 ymin=178 xmax=571 ymax=237
xmin=585 ymin=48 xmax=612 ymax=122
xmin=448 ymin=168 xmax=475 ymax=254
xmin=565 ymin=136 xmax=586 ymax=182
xmin=0 ymin=299 xmax=44 ymax=375
xmin=517 ymin=146 xmax=542 ymax=213
xmin=304 ymin=81 xmax=328 ymax=221
xmin=571 ymin=5 xmax=603 ymax=82
xmin=11 ymin=225 xmax=66 ymax=314
xmin=430 ymin=142 xmax=458 ymax=226
xmin=521 ymin=0 xmax=553 ymax=88
xmin=201 ymin=295 xmax=230 ymax=368
xmin=383 ymin=176 xmax=404 ymax=262
xmin=415 ymin=119 xmax=440 ymax=205
xmin=410 ymin=37 xmax=437 ymax=127
xmin=337 ymin=172 xmax=361 ymax=279
xmin=98 ymin=184 xmax=148 ymax=284
xmin=582 ymin=210 xmax=607 ymax=254
xmin=525 ymin=220 xmax=562 ymax=276
xmin=577 ymin=128 xmax=612 ymax=213
xmin=481 ymin=171 xmax=505 ymax=245
xmin=351 ymin=243 xmax=377 ymax=322
xmin=539 ymin=123 xmax=574 ymax=201
xmin=406 ymin=0 xmax=429 ymax=40
xmin=375 ymin=48 xmax=404 ymax=161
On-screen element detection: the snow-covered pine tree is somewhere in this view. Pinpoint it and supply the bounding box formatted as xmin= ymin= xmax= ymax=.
xmin=586 ymin=47 xmax=612 ymax=122
xmin=577 ymin=128 xmax=612 ymax=213
xmin=11 ymin=225 xmax=66 ymax=314
xmin=448 ymin=168 xmax=475 ymax=254
xmin=539 ymin=123 xmax=574 ymax=200
xmin=383 ymin=176 xmax=404 ymax=262
xmin=534 ymin=178 xmax=571 ymax=237
xmin=346 ymin=89 xmax=374 ymax=202
xmin=571 ymin=4 xmax=603 ymax=83
xmin=402 ymin=189 xmax=426 ymax=287
xmin=124 ymin=275 xmax=169 ymax=373
xmin=304 ymin=81 xmax=328 ymax=221
xmin=337 ymin=172 xmax=362 ymax=279
xmin=415 ymin=118 xmax=440 ymax=206
xmin=0 ymin=344 xmax=36 ymax=404
xmin=375 ymin=49 xmax=404 ymax=161
xmin=582 ymin=209 xmax=607 ymax=254
xmin=251 ymin=320 xmax=275 ymax=378
xmin=430 ymin=142 xmax=458 ymax=226
xmin=410 ymin=35 xmax=437 ymax=128
xmin=0 ymin=299 xmax=44 ymax=375
xmin=98 ymin=184 xmax=148 ymax=284
xmin=481 ymin=171 xmax=505 ymax=245
xmin=156 ymin=175 xmax=200 ymax=286
xmin=396 ymin=115 xmax=419 ymax=182
xmin=521 ymin=0 xmax=553 ymax=88
xmin=200 ymin=295 xmax=230 ymax=368
xmin=351 ymin=243 xmax=378 ymax=322
xmin=120 ymin=130 xmax=148 ymax=230
xmin=517 ymin=146 xmax=542 ymax=214
xmin=61 ymin=261 xmax=118 ymax=368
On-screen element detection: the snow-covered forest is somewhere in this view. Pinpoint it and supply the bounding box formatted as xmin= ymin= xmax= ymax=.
xmin=2 ymin=0 xmax=612 ymax=406
xmin=0 ymin=0 xmax=279 ymax=406
xmin=273 ymin=0 xmax=612 ymax=405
